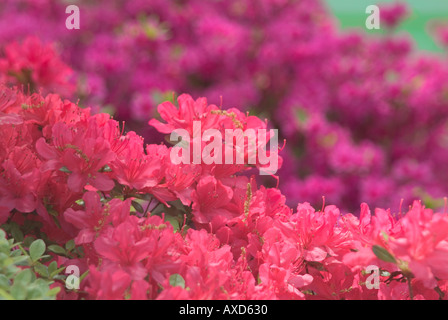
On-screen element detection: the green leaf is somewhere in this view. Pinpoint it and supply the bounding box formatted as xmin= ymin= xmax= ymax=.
xmin=46 ymin=286 xmax=61 ymax=297
xmin=48 ymin=261 xmax=58 ymax=275
xmin=100 ymin=165 xmax=112 ymax=172
xmin=33 ymin=263 xmax=49 ymax=278
xmin=59 ymin=166 xmax=72 ymax=173
xmin=0 ymin=288 xmax=14 ymax=300
xmin=2 ymin=257 xmax=14 ymax=267
xmin=38 ymin=255 xmax=52 ymax=261
xmin=29 ymin=239 xmax=46 ymax=262
xmin=27 ymin=279 xmax=48 ymax=300
xmin=10 ymin=248 xmax=22 ymax=257
xmin=164 ymin=215 xmax=180 ymax=232
xmin=12 ymin=255 xmax=29 ymax=266
xmin=0 ymin=239 xmax=10 ymax=254
xmin=47 ymin=245 xmax=66 ymax=256
xmin=169 ymin=273 xmax=185 ymax=289
xmin=10 ymin=223 xmax=24 ymax=242
xmin=79 ymin=269 xmax=89 ymax=282
xmin=372 ymin=245 xmax=397 ymax=264
xmin=0 ymin=274 xmax=10 ymax=289
xmin=65 ymin=239 xmax=75 ymax=252
xmin=14 ymin=269 xmax=32 ymax=285
xmin=50 ymin=266 xmax=66 ymax=279
xmin=10 ymin=282 xmax=27 ymax=300
xmin=132 ymin=200 xmax=144 ymax=214
xmin=23 ymin=236 xmax=36 ymax=248
xmin=380 ymin=270 xmax=391 ymax=277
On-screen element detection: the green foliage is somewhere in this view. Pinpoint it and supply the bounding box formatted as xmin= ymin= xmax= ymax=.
xmin=372 ymin=245 xmax=397 ymax=264
xmin=0 ymin=229 xmax=62 ymax=300
xmin=169 ymin=273 xmax=185 ymax=289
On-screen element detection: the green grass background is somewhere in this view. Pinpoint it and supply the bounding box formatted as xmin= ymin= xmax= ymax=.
xmin=323 ymin=0 xmax=448 ymax=53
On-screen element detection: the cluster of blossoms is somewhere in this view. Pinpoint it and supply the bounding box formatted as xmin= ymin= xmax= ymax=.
xmin=1 ymin=78 xmax=448 ymax=299
xmin=1 ymin=0 xmax=448 ymax=300
xmin=1 ymin=0 xmax=448 ymax=213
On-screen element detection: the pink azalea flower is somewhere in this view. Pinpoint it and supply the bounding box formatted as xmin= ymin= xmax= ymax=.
xmin=149 ymin=94 xmax=221 ymax=135
xmin=64 ymin=191 xmax=131 ymax=244
xmin=85 ymin=266 xmax=131 ymax=300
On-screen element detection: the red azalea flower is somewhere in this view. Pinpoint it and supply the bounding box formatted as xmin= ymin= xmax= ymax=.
xmin=0 ymin=37 xmax=74 ymax=95
xmin=85 ymin=266 xmax=131 ymax=300
xmin=64 ymin=191 xmax=131 ymax=244
xmin=149 ymin=94 xmax=221 ymax=135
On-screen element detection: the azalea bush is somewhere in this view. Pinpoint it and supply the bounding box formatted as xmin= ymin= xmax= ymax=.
xmin=0 ymin=0 xmax=448 ymax=300
xmin=0 ymin=80 xmax=448 ymax=300
xmin=1 ymin=0 xmax=448 ymax=213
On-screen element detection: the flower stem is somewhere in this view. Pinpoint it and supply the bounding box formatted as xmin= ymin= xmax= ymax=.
xmin=407 ymin=277 xmax=414 ymax=300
